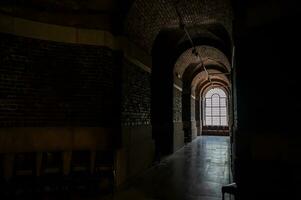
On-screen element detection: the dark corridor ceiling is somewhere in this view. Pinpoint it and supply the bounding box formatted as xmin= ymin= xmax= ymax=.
xmin=2 ymin=0 xmax=297 ymax=95
xmin=1 ymin=0 xmax=299 ymax=32
xmin=0 ymin=0 xmax=235 ymax=59
xmin=1 ymin=0 xmax=298 ymax=53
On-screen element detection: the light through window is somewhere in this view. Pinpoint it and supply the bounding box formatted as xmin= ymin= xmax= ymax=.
xmin=204 ymin=88 xmax=228 ymax=126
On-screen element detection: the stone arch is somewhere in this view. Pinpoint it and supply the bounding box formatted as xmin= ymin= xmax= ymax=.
xmin=148 ymin=0 xmax=234 ymax=156
xmin=174 ymin=44 xmax=231 ymax=140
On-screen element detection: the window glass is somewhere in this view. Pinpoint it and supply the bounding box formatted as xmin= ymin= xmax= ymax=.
xmin=204 ymin=88 xmax=228 ymax=126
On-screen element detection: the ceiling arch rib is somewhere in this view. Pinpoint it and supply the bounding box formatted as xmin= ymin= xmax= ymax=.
xmin=197 ymin=79 xmax=230 ymax=99
xmin=191 ymin=69 xmax=229 ymax=92
xmin=198 ymin=79 xmax=229 ymax=96
xmin=174 ymin=45 xmax=231 ymax=98
xmin=174 ymin=45 xmax=231 ymax=80
xmin=180 ymin=61 xmax=229 ymax=85
xmin=126 ymin=0 xmax=233 ymax=53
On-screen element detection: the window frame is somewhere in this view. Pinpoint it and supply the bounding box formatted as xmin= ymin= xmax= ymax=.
xmin=204 ymin=88 xmax=228 ymax=126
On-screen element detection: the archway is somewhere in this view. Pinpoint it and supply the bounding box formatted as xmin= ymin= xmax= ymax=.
xmin=151 ymin=27 xmax=233 ymax=158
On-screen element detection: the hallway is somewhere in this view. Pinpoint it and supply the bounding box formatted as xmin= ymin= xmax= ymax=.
xmin=107 ymin=136 xmax=231 ymax=200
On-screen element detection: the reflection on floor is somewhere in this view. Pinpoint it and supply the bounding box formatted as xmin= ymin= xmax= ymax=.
xmin=106 ymin=136 xmax=231 ymax=200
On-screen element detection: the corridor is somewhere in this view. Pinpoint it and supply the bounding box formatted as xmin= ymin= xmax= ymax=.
xmin=107 ymin=136 xmax=231 ymax=200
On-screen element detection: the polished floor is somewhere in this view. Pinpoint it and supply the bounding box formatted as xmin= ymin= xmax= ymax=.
xmin=105 ymin=136 xmax=231 ymax=200
xmin=27 ymin=136 xmax=230 ymax=200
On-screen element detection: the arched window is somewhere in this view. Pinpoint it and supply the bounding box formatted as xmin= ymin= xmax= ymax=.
xmin=204 ymin=88 xmax=228 ymax=126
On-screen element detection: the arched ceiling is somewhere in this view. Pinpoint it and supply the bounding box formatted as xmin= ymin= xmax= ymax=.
xmin=174 ymin=45 xmax=230 ymax=97
xmin=191 ymin=70 xmax=230 ymax=96
xmin=126 ymin=0 xmax=232 ymax=52
xmin=173 ymin=45 xmax=231 ymax=97
xmin=174 ymin=45 xmax=230 ymax=79
xmin=199 ymin=82 xmax=230 ymax=98
xmin=196 ymin=79 xmax=230 ymax=99
xmin=191 ymin=69 xmax=229 ymax=90
xmin=1 ymin=0 xmax=233 ymax=53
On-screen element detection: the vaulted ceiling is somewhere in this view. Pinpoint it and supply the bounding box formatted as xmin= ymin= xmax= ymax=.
xmin=0 ymin=0 xmax=234 ymax=93
xmin=1 ymin=0 xmax=298 ymax=98
xmin=126 ymin=0 xmax=232 ymax=52
xmin=0 ymin=0 xmax=232 ymax=51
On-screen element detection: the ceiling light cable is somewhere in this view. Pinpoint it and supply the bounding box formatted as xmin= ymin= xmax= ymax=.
xmin=173 ymin=1 xmax=213 ymax=87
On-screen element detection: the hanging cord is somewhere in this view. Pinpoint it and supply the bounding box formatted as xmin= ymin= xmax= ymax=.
xmin=173 ymin=1 xmax=213 ymax=87
xmin=174 ymin=3 xmax=235 ymax=198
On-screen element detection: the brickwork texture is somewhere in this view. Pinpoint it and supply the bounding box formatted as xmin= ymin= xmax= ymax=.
xmin=0 ymin=33 xmax=119 ymax=127
xmin=121 ymin=60 xmax=151 ymax=126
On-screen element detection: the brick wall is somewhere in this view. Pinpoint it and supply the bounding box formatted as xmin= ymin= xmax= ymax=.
xmin=0 ymin=33 xmax=119 ymax=127
xmin=127 ymin=0 xmax=232 ymax=52
xmin=173 ymin=87 xmax=182 ymax=122
xmin=121 ymin=60 xmax=151 ymax=126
